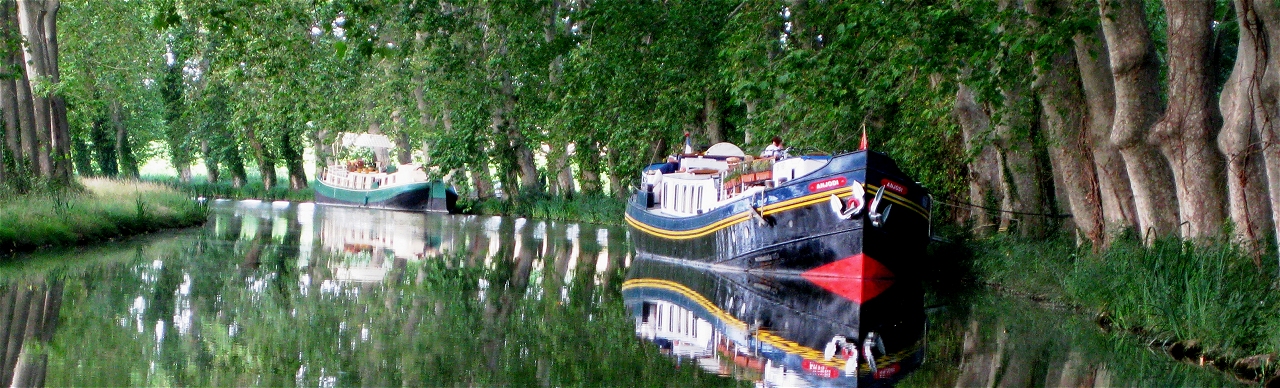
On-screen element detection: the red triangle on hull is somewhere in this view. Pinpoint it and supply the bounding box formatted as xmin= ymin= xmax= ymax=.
xmin=801 ymin=253 xmax=895 ymax=303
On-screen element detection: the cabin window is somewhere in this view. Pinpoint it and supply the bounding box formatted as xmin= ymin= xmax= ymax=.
xmin=665 ymin=184 xmax=672 ymax=210
xmin=696 ymin=187 xmax=703 ymax=211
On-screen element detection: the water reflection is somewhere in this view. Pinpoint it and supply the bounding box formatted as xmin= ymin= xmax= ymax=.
xmin=623 ymin=257 xmax=925 ymax=387
xmin=0 ymin=200 xmax=1249 ymax=386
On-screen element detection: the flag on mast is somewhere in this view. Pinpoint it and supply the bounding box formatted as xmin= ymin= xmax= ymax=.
xmin=858 ymin=126 xmax=868 ymax=151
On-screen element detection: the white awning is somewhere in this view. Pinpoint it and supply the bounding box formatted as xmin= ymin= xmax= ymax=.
xmin=350 ymin=133 xmax=395 ymax=148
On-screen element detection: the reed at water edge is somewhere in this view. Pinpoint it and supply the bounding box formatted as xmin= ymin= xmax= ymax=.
xmin=143 ymin=175 xmax=315 ymax=203
xmin=971 ymin=233 xmax=1280 ymax=379
xmin=0 ymin=178 xmax=207 ymax=253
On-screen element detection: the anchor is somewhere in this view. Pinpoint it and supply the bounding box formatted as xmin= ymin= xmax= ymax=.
xmin=828 ymin=181 xmax=866 ymax=219
xmin=868 ymin=186 xmax=892 ymax=227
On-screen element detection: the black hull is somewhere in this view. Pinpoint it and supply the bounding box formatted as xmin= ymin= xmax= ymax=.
xmin=626 ymin=150 xmax=931 ymax=278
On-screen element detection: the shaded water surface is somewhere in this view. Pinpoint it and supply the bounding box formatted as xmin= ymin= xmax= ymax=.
xmin=0 ymin=200 xmax=1242 ymax=386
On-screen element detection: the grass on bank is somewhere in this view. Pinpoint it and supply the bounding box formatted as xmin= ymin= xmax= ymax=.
xmin=972 ymin=234 xmax=1280 ymax=364
xmin=0 ymin=178 xmax=207 ymax=253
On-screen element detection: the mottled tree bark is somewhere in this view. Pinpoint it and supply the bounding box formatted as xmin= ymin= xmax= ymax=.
xmin=547 ymin=143 xmax=575 ymax=198
xmin=0 ymin=287 xmax=14 ymax=383
xmin=0 ymin=12 xmax=15 ymax=173
xmin=9 ymin=1 xmax=34 ymax=177
xmin=995 ymin=88 xmax=1052 ymax=238
xmin=954 ymin=84 xmax=1001 ymax=234
xmin=500 ymin=78 xmax=540 ymax=192
xmin=1025 ymin=0 xmax=1107 ymax=247
xmin=1150 ymin=0 xmax=1228 ymax=240
xmin=470 ymin=161 xmax=494 ymax=198
xmin=42 ymin=0 xmax=67 ymax=182
xmin=1074 ymin=26 xmax=1138 ymax=233
xmin=1255 ymin=2 xmax=1280 ymax=266
xmin=0 ymin=70 xmax=15 ymax=174
xmin=15 ymin=0 xmax=56 ymax=179
xmin=1098 ymin=0 xmax=1181 ymax=240
xmin=1219 ymin=0 xmax=1275 ymax=255
xmin=2 ymin=286 xmax=31 ymax=385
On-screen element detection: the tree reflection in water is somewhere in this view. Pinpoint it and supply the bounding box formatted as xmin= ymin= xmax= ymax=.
xmin=0 ymin=200 xmax=1245 ymax=386
xmin=5 ymin=200 xmax=734 ymax=386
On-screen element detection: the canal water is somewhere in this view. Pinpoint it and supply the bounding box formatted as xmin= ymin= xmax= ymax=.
xmin=0 ymin=200 xmax=1241 ymax=386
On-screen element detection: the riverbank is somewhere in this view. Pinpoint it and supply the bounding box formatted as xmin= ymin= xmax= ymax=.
xmin=971 ymin=234 xmax=1280 ymax=383
xmin=146 ymin=176 xmax=625 ymax=225
xmin=0 ymin=178 xmax=207 ymax=254
xmin=145 ymin=176 xmax=315 ymax=202
xmin=463 ymin=194 xmax=626 ymax=226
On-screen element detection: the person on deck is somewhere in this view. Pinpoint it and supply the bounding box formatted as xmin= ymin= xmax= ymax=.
xmin=658 ymin=155 xmax=680 ymax=174
xmin=761 ymin=136 xmax=786 ymax=158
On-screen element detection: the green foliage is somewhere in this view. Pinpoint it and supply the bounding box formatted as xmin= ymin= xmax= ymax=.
xmin=974 ymin=234 xmax=1280 ymax=362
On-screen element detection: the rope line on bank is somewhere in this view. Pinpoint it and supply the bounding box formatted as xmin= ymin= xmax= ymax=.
xmin=935 ymin=197 xmax=1073 ymax=219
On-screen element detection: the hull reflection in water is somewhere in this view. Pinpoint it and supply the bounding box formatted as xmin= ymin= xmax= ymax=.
xmin=314 ymin=204 xmax=452 ymax=282
xmin=623 ymin=257 xmax=926 ymax=387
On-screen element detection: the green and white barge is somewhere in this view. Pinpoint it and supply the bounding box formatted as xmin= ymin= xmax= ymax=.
xmin=315 ymin=164 xmax=457 ymax=213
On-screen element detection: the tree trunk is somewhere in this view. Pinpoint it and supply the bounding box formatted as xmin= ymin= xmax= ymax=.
xmin=42 ymin=1 xmax=68 ymax=182
xmin=995 ymin=87 xmax=1051 ymax=238
xmin=954 ymin=83 xmax=1001 ymax=234
xmin=367 ymin=117 xmax=390 ymax=171
xmin=0 ymin=2 xmax=14 ymax=175
xmin=395 ymin=130 xmax=412 ymax=166
xmin=0 ymin=71 xmax=15 ymax=175
xmin=1030 ymin=44 xmax=1107 ymax=247
xmin=201 ymin=138 xmax=219 ymax=183
xmin=556 ymin=145 xmax=575 ymax=198
xmin=281 ymin=130 xmax=307 ymax=190
xmin=313 ymin=129 xmax=333 ymax=171
xmin=221 ymin=141 xmax=247 ymax=188
xmin=470 ymin=161 xmax=494 ymax=198
xmin=508 ymin=103 xmax=540 ymax=192
xmin=245 ymin=126 xmax=275 ymax=190
xmin=1219 ymin=0 xmax=1275 ymax=255
xmin=1150 ymin=0 xmax=1227 ymax=240
xmin=1074 ymin=25 xmax=1138 ymax=233
xmin=546 ymin=143 xmax=575 ymax=198
xmin=110 ymin=101 xmax=138 ymax=179
xmin=1251 ymin=0 xmax=1280 ymax=265
xmin=703 ymin=90 xmax=723 ymax=144
xmin=2 ymin=286 xmax=31 ymax=385
xmin=12 ymin=29 xmax=34 ymax=175
xmin=1098 ymin=0 xmax=1181 ymax=241
xmin=606 ymin=146 xmax=628 ymax=199
xmin=0 ymin=131 xmax=5 ymax=183
xmin=15 ymin=0 xmax=54 ymax=179
xmin=576 ymin=142 xmax=603 ymax=195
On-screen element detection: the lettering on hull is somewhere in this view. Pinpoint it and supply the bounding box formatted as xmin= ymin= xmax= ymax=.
xmin=809 ymin=177 xmax=848 ymax=193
